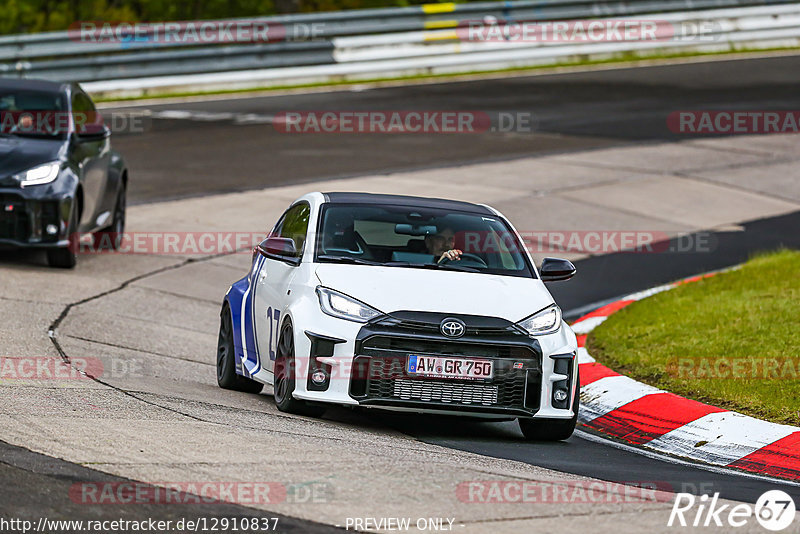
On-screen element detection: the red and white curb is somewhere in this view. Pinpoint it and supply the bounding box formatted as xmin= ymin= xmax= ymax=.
xmin=574 ymin=273 xmax=800 ymax=482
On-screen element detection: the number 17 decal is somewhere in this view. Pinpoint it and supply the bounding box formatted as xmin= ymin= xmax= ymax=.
xmin=266 ymin=307 xmax=281 ymax=361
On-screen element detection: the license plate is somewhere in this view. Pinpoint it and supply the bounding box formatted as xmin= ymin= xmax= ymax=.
xmin=407 ymin=355 xmax=493 ymax=380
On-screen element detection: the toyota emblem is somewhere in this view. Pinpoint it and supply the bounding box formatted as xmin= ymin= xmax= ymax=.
xmin=440 ymin=318 xmax=466 ymax=338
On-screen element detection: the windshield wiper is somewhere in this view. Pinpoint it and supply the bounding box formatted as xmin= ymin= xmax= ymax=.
xmin=384 ymin=261 xmax=480 ymax=273
xmin=317 ymin=255 xmax=384 ymax=266
xmin=433 ymin=263 xmax=481 ymax=273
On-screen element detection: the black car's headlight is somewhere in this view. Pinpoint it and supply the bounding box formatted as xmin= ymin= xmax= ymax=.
xmin=516 ymin=304 xmax=562 ymax=336
xmin=316 ymin=287 xmax=383 ymax=323
xmin=14 ymin=162 xmax=61 ymax=187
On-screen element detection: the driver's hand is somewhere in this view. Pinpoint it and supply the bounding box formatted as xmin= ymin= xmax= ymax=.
xmin=438 ymin=249 xmax=463 ymax=262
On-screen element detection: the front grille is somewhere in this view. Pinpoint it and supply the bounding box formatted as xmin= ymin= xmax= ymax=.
xmin=362 ymin=335 xmax=535 ymax=360
xmin=357 ymin=355 xmax=533 ymax=411
xmin=0 ymin=194 xmax=29 ymax=241
xmin=374 ymin=317 xmax=517 ymax=337
xmin=352 ymin=318 xmax=543 ymax=414
xmin=373 ymin=312 xmax=520 ymax=337
xmin=392 ymin=379 xmax=498 ymax=406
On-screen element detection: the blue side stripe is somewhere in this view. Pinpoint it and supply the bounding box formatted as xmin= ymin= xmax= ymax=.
xmin=243 ymin=255 xmax=264 ymax=376
xmin=226 ymin=276 xmax=248 ymax=376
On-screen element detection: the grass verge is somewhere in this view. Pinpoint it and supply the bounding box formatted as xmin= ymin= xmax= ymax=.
xmin=586 ymin=249 xmax=800 ymax=426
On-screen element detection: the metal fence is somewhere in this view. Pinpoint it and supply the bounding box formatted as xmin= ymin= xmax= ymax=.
xmin=1 ymin=0 xmax=798 ymax=96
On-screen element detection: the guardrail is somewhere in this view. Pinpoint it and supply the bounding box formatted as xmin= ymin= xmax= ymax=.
xmin=1 ymin=0 xmax=798 ymax=97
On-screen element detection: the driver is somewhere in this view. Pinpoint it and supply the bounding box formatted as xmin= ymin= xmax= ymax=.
xmin=425 ymin=226 xmax=462 ymax=263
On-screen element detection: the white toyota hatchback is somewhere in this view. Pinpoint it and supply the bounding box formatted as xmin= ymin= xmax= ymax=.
xmin=217 ymin=192 xmax=580 ymax=440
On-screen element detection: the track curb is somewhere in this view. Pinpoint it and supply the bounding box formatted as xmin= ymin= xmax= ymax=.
xmin=574 ymin=271 xmax=800 ymax=482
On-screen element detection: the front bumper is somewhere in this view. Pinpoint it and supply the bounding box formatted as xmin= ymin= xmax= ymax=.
xmin=349 ymin=320 xmax=542 ymax=417
xmin=0 ymin=188 xmax=72 ymax=249
xmin=294 ymin=311 xmax=578 ymax=419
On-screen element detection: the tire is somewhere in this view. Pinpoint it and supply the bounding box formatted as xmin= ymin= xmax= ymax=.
xmin=217 ymin=304 xmax=263 ymax=394
xmin=47 ymin=204 xmax=78 ymax=269
xmin=518 ymin=378 xmax=580 ymax=441
xmin=93 ymin=185 xmax=126 ymax=251
xmin=273 ymin=321 xmax=326 ymax=417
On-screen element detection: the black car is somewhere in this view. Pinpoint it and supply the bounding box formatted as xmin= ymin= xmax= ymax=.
xmin=0 ymin=78 xmax=127 ymax=268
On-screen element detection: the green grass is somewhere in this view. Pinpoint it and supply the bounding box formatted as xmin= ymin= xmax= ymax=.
xmin=586 ymin=249 xmax=800 ymax=426
xmin=95 ymin=46 xmax=800 ymax=103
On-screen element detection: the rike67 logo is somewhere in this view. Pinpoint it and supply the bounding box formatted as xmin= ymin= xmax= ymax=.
xmin=669 ymin=490 xmax=796 ymax=531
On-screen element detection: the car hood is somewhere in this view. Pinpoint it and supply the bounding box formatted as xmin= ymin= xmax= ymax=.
xmin=0 ymin=136 xmax=65 ymax=185
xmin=314 ymin=264 xmax=554 ymax=323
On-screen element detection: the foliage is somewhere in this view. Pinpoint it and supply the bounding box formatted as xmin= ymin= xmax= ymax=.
xmin=0 ymin=0 xmax=482 ymax=34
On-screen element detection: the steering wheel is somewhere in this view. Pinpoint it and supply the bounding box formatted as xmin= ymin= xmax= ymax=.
xmin=440 ymin=252 xmax=488 ymax=268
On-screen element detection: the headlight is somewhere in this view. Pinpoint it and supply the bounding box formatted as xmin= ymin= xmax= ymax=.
xmin=516 ymin=304 xmax=562 ymax=336
xmin=316 ymin=287 xmax=382 ymax=323
xmin=14 ymin=162 xmax=61 ymax=187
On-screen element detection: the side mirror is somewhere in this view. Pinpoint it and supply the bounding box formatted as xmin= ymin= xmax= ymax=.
xmin=257 ymin=236 xmax=299 ymax=262
xmin=540 ymin=257 xmax=576 ymax=282
xmin=76 ymin=124 xmax=110 ymax=142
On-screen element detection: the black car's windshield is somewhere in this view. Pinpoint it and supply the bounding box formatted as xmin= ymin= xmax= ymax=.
xmin=0 ymin=90 xmax=68 ymax=139
xmin=316 ymin=203 xmax=535 ymax=278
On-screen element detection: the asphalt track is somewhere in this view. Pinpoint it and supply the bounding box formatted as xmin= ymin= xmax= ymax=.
xmin=0 ymin=441 xmax=342 ymax=534
xmin=109 ymin=54 xmax=800 ymax=204
xmin=5 ymin=55 xmax=800 ymax=529
xmin=6 ymin=213 xmax=798 ymax=528
xmin=105 ymin=54 xmax=800 ymax=504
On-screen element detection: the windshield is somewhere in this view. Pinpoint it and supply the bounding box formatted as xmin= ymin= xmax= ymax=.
xmin=316 ymin=203 xmax=535 ymax=278
xmin=0 ymin=90 xmax=68 ymax=139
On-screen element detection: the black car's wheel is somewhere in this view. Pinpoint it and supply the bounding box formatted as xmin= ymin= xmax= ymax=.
xmin=93 ymin=185 xmax=126 ymax=250
xmin=217 ymin=304 xmax=263 ymax=394
xmin=46 ymin=204 xmax=78 ymax=269
xmin=518 ymin=378 xmax=580 ymax=441
xmin=274 ymin=321 xmax=326 ymax=417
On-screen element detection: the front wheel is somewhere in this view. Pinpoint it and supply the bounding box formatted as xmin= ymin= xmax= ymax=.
xmin=274 ymin=322 xmax=326 ymax=417
xmin=93 ymin=185 xmax=126 ymax=250
xmin=518 ymin=381 xmax=579 ymax=441
xmin=217 ymin=304 xmax=263 ymax=394
xmin=47 ymin=204 xmax=78 ymax=269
